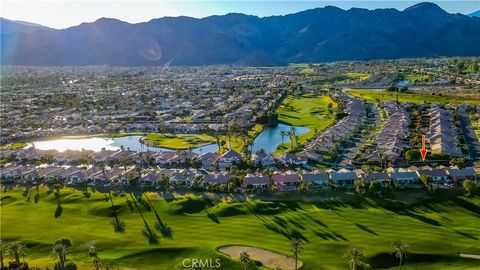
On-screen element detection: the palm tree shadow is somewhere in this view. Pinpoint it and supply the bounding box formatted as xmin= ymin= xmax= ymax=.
xmin=354 ymin=223 xmax=378 ymax=235
xmin=155 ymin=222 xmax=173 ymax=238
xmin=142 ymin=228 xmax=159 ymax=244
xmin=111 ymin=215 xmax=126 ymax=232
xmin=54 ymin=203 xmax=63 ymax=218
xmin=206 ymin=210 xmax=220 ymax=224
xmin=143 ymin=194 xmax=174 ymax=238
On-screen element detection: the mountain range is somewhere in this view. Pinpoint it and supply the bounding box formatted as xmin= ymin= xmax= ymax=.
xmin=468 ymin=10 xmax=480 ymax=17
xmin=1 ymin=2 xmax=479 ymax=66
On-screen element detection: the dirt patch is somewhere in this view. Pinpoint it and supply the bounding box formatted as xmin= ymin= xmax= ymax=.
xmin=219 ymin=245 xmax=302 ymax=270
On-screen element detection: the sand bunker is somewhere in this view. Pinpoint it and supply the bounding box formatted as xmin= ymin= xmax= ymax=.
xmin=219 ymin=245 xmax=303 ymax=270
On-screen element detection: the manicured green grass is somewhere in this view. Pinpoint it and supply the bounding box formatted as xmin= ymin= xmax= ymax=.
xmin=1 ymin=188 xmax=480 ymax=270
xmin=143 ymin=133 xmax=216 ymax=149
xmin=348 ymin=89 xmax=480 ymax=105
xmin=301 ymin=68 xmax=316 ymax=74
xmin=219 ymin=124 xmax=264 ymax=153
xmin=0 ymin=142 xmax=28 ymax=150
xmin=346 ymin=72 xmax=371 ymax=81
xmin=277 ymin=94 xmax=337 ymax=145
xmin=404 ymin=73 xmax=430 ymax=83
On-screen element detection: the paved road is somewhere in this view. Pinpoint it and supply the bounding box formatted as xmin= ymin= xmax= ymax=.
xmin=459 ymin=112 xmax=480 ymax=161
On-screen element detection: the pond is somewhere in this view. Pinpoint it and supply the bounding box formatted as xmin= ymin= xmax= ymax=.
xmin=251 ymin=123 xmax=309 ymax=154
xmin=25 ymin=135 xmax=219 ymax=154
xmin=396 ymin=80 xmax=410 ymax=87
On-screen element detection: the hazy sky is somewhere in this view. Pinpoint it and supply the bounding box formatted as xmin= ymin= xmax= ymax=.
xmin=2 ymin=0 xmax=479 ymax=29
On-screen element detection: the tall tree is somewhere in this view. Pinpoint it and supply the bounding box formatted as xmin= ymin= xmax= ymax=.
xmin=88 ymin=244 xmax=101 ymax=270
xmin=290 ymin=238 xmax=304 ymax=270
xmin=7 ymin=241 xmax=27 ymax=268
xmin=419 ymin=174 xmax=433 ymax=191
xmin=390 ymin=240 xmax=409 ymax=270
xmin=239 ymin=251 xmax=251 ymax=270
xmin=52 ymin=238 xmax=73 ymax=270
xmin=463 ymin=179 xmax=476 ymax=196
xmin=0 ymin=240 xmax=7 ymax=269
xmin=290 ymin=127 xmax=297 ymax=148
xmin=280 ymin=131 xmax=287 ymax=149
xmin=344 ymin=247 xmax=366 ymax=270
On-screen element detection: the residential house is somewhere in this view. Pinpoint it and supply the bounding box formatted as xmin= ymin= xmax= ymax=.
xmin=243 ymin=173 xmax=270 ymax=188
xmin=275 ymin=153 xmax=307 ymax=167
xmin=251 ymin=152 xmax=276 ymax=167
xmin=446 ymin=167 xmax=476 ymax=182
xmin=272 ymin=170 xmax=299 ymax=191
xmin=301 ymin=170 xmax=329 ymax=186
xmin=330 ymin=171 xmax=358 ymax=186
xmin=390 ymin=171 xmax=419 ymax=186
xmin=196 ymin=152 xmax=219 ymax=170
xmin=170 ymin=172 xmax=192 ymax=186
xmin=141 ymin=172 xmax=159 ymax=187
xmin=204 ymin=173 xmax=229 ymax=185
xmin=218 ymin=149 xmax=242 ymax=168
xmin=366 ymin=172 xmax=389 ymax=186
xmin=416 ymin=169 xmax=450 ymax=183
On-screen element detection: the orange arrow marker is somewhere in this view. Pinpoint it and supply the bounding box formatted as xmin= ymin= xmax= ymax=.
xmin=420 ymin=134 xmax=427 ymax=161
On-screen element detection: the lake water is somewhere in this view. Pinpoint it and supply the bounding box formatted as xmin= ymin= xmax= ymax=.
xmin=26 ymin=136 xmax=219 ymax=154
xmin=251 ymin=123 xmax=309 ymax=154
xmin=396 ymin=80 xmax=410 ymax=87
xmin=25 ymin=124 xmax=308 ymax=155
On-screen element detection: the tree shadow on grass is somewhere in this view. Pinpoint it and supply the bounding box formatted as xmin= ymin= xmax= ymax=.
xmin=206 ymin=210 xmax=220 ymax=224
xmin=155 ymin=221 xmax=173 ymax=238
xmin=452 ymin=229 xmax=478 ymax=240
xmin=54 ymin=203 xmax=63 ymax=218
xmin=405 ymin=211 xmax=442 ymax=226
xmin=354 ymin=223 xmax=378 ymax=235
xmin=130 ymin=193 xmax=159 ymax=244
xmin=142 ymin=228 xmax=159 ymax=245
xmin=273 ymin=216 xmax=287 ymax=226
xmin=368 ymin=252 xmax=477 ymax=269
xmin=144 ymin=194 xmax=173 ymax=238
xmin=310 ymin=217 xmax=328 ymax=228
xmin=287 ymin=217 xmax=306 ymax=230
xmin=111 ymin=217 xmax=126 ymax=232
xmin=453 ymin=197 xmax=480 ymax=217
xmin=313 ymin=231 xmax=348 ymax=241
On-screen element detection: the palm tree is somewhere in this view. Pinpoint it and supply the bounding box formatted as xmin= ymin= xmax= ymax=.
xmin=99 ymin=163 xmax=107 ymax=182
xmin=52 ymin=238 xmax=72 ymax=270
xmin=391 ymin=240 xmax=409 ymax=270
xmin=291 ymin=238 xmax=304 ymax=270
xmin=88 ymin=244 xmax=101 ymax=270
xmin=280 ymin=131 xmax=287 ymax=148
xmin=290 ymin=127 xmax=297 ymax=147
xmin=7 ymin=241 xmax=27 ymax=268
xmin=344 ymin=247 xmax=365 ymax=270
xmin=239 ymin=251 xmax=251 ymax=270
xmin=263 ymin=168 xmax=274 ymax=188
xmin=0 ymin=240 xmax=7 ymax=269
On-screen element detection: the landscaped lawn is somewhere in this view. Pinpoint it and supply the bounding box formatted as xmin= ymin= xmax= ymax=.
xmin=348 ymin=89 xmax=480 ymax=105
xmin=0 ymin=142 xmax=28 ymax=150
xmin=219 ymin=124 xmax=264 ymax=153
xmin=277 ymin=94 xmax=337 ymax=145
xmin=143 ymin=133 xmax=216 ymax=149
xmin=1 ymin=187 xmax=479 ymax=269
xmin=404 ymin=73 xmax=430 ymax=83
xmin=346 ymin=72 xmax=371 ymax=81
